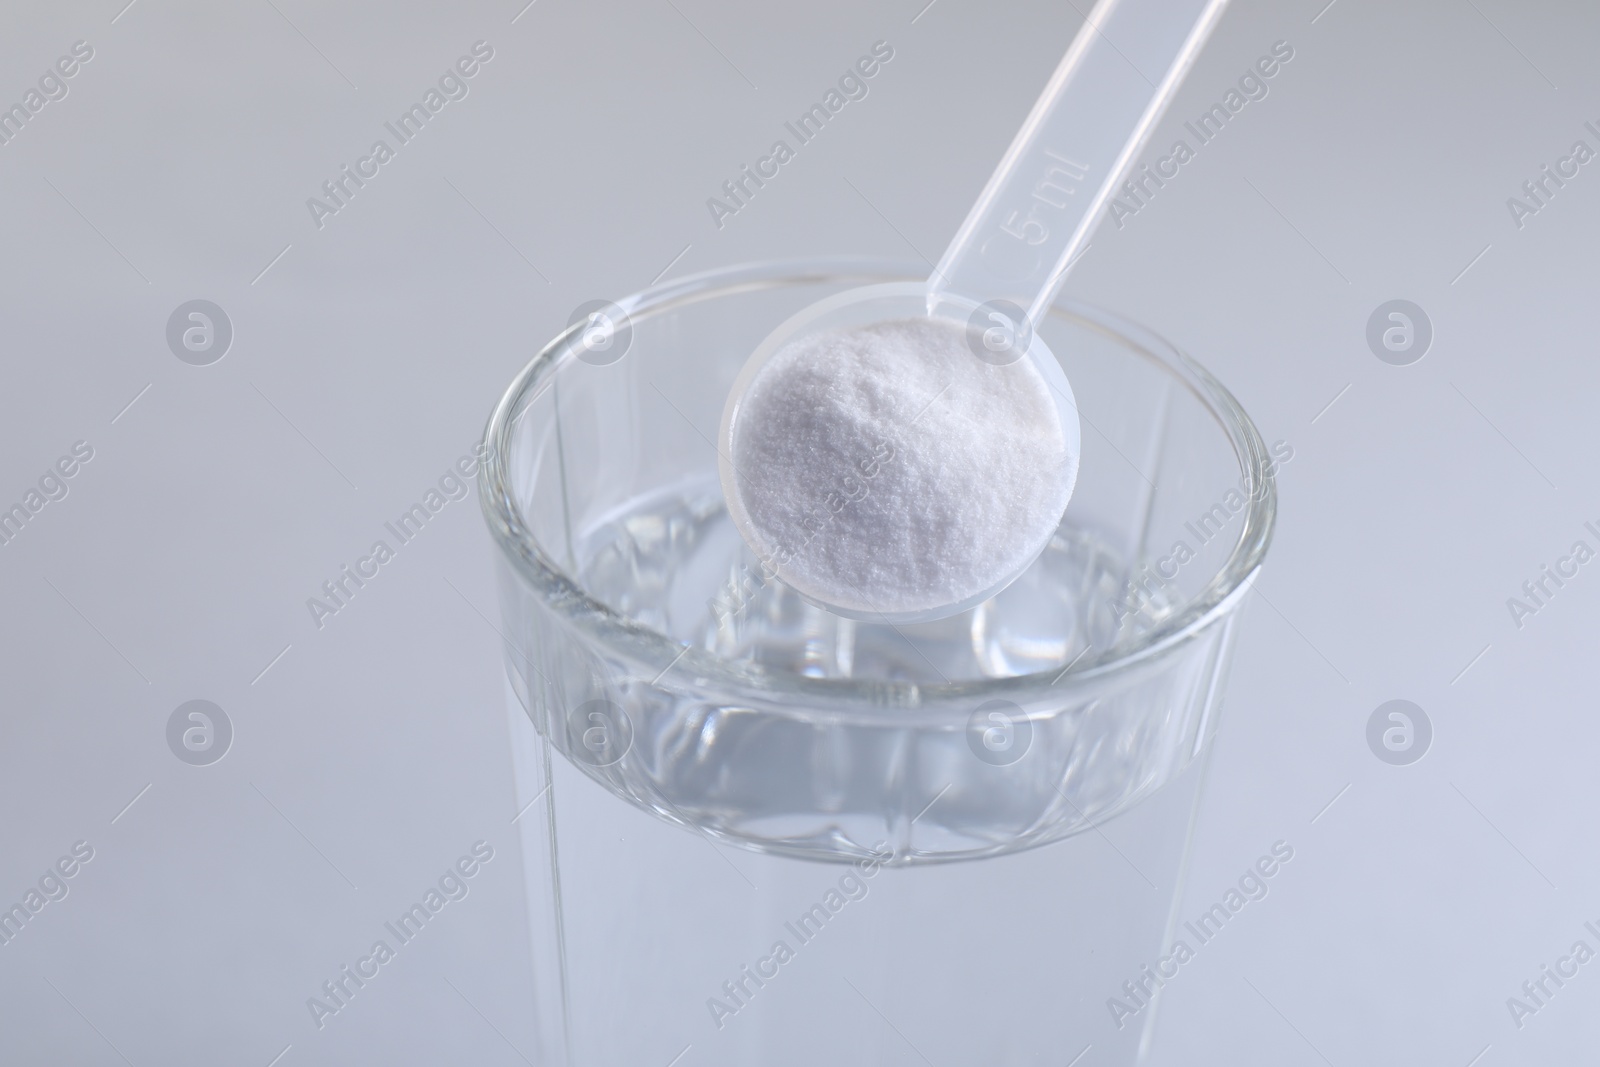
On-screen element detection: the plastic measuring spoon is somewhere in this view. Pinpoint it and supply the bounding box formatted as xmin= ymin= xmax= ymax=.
xmin=719 ymin=0 xmax=1232 ymax=623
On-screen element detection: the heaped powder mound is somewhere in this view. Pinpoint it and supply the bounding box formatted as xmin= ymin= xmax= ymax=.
xmin=726 ymin=317 xmax=1077 ymax=619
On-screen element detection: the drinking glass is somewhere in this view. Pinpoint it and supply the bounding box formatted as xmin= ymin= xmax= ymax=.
xmin=480 ymin=258 xmax=1276 ymax=1066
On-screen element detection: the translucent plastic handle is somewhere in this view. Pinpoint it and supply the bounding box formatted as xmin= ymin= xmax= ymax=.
xmin=930 ymin=0 xmax=1230 ymax=324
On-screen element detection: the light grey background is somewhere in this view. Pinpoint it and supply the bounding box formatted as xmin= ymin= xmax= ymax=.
xmin=0 ymin=0 xmax=1595 ymax=1064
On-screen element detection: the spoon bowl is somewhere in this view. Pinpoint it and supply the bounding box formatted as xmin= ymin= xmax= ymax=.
xmin=717 ymin=282 xmax=1082 ymax=624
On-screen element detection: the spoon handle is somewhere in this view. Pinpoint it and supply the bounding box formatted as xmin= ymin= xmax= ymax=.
xmin=929 ymin=0 xmax=1230 ymax=325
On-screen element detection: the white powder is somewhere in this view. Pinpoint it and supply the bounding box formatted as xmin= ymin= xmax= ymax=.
xmin=726 ymin=317 xmax=1076 ymax=619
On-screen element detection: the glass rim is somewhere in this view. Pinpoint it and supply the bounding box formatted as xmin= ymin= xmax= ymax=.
xmin=480 ymin=257 xmax=1276 ymax=711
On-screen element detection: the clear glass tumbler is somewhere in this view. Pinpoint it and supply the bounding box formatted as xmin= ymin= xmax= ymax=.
xmin=481 ymin=259 xmax=1276 ymax=1067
